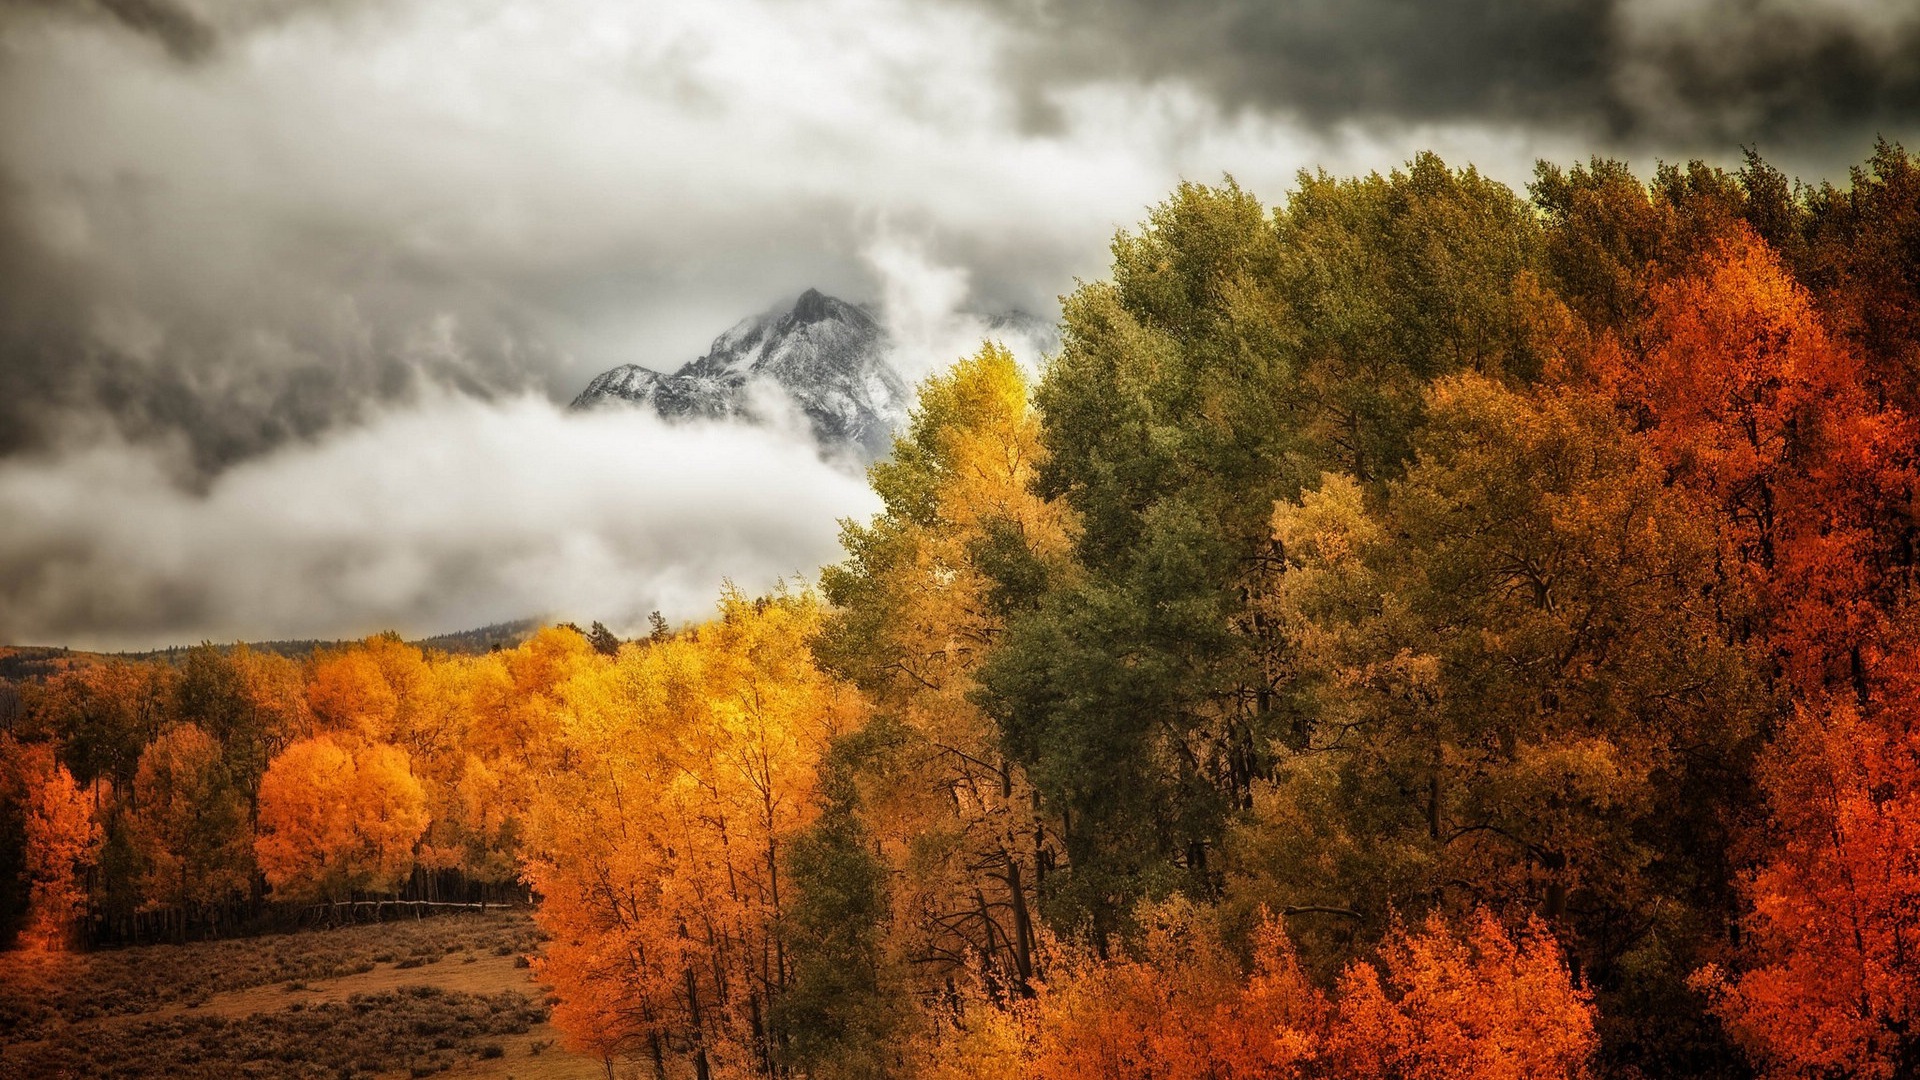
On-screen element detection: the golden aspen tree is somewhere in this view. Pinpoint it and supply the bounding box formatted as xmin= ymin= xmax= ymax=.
xmin=526 ymin=589 xmax=864 ymax=1078
xmin=306 ymin=647 xmax=399 ymax=737
xmin=437 ymin=628 xmax=598 ymax=887
xmin=404 ymin=655 xmax=487 ymax=883
xmin=818 ymin=344 xmax=1072 ymax=1003
xmin=254 ymin=735 xmax=428 ymax=903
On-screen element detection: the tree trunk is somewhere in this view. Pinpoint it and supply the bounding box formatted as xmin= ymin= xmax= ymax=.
xmin=1006 ymin=851 xmax=1035 ymax=996
xmin=685 ymin=964 xmax=712 ymax=1080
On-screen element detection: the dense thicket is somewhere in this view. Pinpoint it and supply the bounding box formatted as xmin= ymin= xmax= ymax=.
xmin=6 ymin=142 xmax=1920 ymax=1080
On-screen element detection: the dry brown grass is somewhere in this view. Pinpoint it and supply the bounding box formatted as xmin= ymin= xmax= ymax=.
xmin=0 ymin=909 xmax=612 ymax=1078
xmin=5 ymin=983 xmax=546 ymax=1078
xmin=0 ymin=910 xmax=544 ymax=1042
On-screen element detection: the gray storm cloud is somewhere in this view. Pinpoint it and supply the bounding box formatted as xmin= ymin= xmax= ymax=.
xmin=43 ymin=0 xmax=215 ymax=60
xmin=977 ymin=0 xmax=1920 ymax=149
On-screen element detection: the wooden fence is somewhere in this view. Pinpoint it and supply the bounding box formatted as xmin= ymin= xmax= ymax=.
xmin=79 ymin=872 xmax=537 ymax=949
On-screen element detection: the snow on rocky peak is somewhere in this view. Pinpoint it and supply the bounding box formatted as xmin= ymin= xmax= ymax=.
xmin=571 ymin=289 xmax=909 ymax=459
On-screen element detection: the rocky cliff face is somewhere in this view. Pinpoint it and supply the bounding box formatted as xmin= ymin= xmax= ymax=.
xmin=572 ymin=289 xmax=909 ymax=458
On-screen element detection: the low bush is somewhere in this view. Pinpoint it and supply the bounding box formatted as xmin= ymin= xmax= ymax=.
xmin=0 ymin=987 xmax=545 ymax=1078
xmin=0 ymin=909 xmax=541 ymax=1038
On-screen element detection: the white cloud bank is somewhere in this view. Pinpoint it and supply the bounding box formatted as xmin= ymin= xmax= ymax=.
xmin=0 ymin=396 xmax=877 ymax=650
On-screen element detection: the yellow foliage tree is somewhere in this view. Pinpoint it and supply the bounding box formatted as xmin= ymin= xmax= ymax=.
xmin=440 ymin=627 xmax=595 ymax=883
xmin=526 ymin=589 xmax=865 ymax=1078
xmin=819 ymin=343 xmax=1073 ymax=999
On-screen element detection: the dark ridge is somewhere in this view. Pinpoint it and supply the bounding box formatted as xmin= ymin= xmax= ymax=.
xmin=0 ymin=618 xmax=550 ymax=671
xmin=791 ymin=287 xmax=835 ymax=324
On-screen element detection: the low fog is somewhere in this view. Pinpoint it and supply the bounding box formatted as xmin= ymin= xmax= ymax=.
xmin=0 ymin=395 xmax=878 ymax=651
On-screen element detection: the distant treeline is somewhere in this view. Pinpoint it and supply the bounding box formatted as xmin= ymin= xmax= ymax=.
xmin=0 ymin=620 xmax=543 ymax=690
xmin=108 ymin=617 xmax=548 ymax=665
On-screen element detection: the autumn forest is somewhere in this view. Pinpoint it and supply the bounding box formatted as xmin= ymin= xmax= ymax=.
xmin=9 ymin=142 xmax=1920 ymax=1080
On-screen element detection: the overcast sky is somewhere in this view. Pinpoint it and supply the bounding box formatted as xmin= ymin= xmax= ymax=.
xmin=2 ymin=0 xmax=1916 ymax=650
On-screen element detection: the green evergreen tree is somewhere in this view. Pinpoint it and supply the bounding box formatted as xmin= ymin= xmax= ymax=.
xmin=773 ymin=722 xmax=912 ymax=1080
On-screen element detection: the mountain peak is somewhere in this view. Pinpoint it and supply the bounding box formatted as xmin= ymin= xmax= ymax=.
xmin=572 ymin=289 xmax=907 ymax=459
xmin=793 ymin=287 xmax=829 ymax=318
xmin=788 ymin=287 xmax=875 ymax=330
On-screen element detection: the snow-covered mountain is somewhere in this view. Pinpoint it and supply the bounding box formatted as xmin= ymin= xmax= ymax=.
xmin=572 ymin=289 xmax=909 ymax=458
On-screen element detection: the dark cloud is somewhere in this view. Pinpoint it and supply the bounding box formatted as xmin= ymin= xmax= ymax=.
xmin=0 ymin=0 xmax=568 ymax=474
xmin=0 ymin=0 xmax=1116 ymax=646
xmin=8 ymin=0 xmax=218 ymax=60
xmin=93 ymin=0 xmax=215 ymax=60
xmin=1607 ymin=2 xmax=1920 ymax=147
xmin=978 ymin=0 xmax=1920 ymax=146
xmin=0 ymin=173 xmax=559 ymax=475
xmin=0 ymin=0 xmax=1119 ymax=484
xmin=15 ymin=0 xmax=372 ymax=63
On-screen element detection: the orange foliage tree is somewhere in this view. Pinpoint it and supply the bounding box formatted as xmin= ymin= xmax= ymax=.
xmin=1619 ymin=228 xmax=1915 ymax=688
xmin=1018 ymin=903 xmax=1594 ymax=1080
xmin=1696 ymin=642 xmax=1920 ymax=1078
xmin=1619 ymin=229 xmax=1920 ymax=1079
xmin=1330 ymin=911 xmax=1597 ymax=1080
xmin=525 ymin=590 xmax=865 ymax=1078
xmin=254 ymin=735 xmax=428 ymax=903
xmin=19 ymin=749 xmax=102 ymax=949
xmin=1026 ymin=901 xmax=1327 ymax=1080
xmin=306 ymin=638 xmax=410 ymax=741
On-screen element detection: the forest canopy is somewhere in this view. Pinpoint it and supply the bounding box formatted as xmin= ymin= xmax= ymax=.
xmin=6 ymin=141 xmax=1920 ymax=1080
